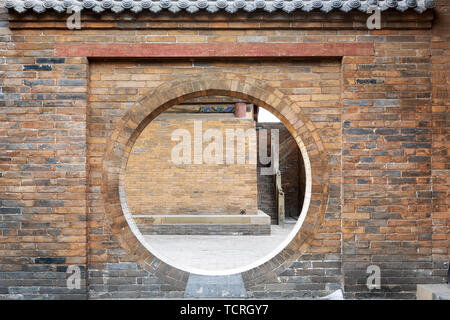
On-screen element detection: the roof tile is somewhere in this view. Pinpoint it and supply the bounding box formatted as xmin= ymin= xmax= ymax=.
xmin=4 ymin=0 xmax=435 ymax=14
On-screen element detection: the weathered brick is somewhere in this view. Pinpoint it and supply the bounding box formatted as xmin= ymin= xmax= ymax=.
xmin=22 ymin=64 xmax=52 ymax=71
xmin=0 ymin=5 xmax=447 ymax=301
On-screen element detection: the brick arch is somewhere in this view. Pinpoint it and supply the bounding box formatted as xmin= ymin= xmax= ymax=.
xmin=102 ymin=73 xmax=329 ymax=289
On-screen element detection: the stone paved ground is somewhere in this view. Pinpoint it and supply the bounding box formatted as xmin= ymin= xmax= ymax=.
xmin=144 ymin=223 xmax=295 ymax=272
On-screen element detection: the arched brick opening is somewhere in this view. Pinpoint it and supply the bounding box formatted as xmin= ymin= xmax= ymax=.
xmin=102 ymin=73 xmax=330 ymax=290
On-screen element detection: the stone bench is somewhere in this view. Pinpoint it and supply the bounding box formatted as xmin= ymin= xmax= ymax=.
xmin=134 ymin=210 xmax=271 ymax=235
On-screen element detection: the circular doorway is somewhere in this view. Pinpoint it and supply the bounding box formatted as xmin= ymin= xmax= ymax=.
xmin=103 ymin=74 xmax=329 ymax=288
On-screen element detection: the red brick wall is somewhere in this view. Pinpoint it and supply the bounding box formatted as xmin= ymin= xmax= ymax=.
xmin=0 ymin=8 xmax=447 ymax=299
xmin=430 ymin=0 xmax=450 ymax=278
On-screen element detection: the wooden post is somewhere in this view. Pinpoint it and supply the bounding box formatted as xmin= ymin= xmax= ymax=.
xmin=234 ymin=102 xmax=247 ymax=118
xmin=275 ymin=170 xmax=285 ymax=225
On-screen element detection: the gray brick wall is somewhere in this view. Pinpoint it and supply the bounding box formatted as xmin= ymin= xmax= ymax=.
xmin=138 ymin=224 xmax=271 ymax=236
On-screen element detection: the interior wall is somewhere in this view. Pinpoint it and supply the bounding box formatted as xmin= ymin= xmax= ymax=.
xmin=125 ymin=113 xmax=258 ymax=215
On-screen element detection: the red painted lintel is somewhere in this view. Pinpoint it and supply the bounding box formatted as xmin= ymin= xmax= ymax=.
xmin=55 ymin=43 xmax=374 ymax=58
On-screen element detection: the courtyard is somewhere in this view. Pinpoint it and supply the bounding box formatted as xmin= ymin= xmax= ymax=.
xmin=144 ymin=222 xmax=296 ymax=272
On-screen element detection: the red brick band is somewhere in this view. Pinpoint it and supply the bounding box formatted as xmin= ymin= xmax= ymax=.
xmin=55 ymin=43 xmax=374 ymax=58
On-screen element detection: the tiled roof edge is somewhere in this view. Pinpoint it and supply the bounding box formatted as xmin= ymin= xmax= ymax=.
xmin=4 ymin=0 xmax=435 ymax=15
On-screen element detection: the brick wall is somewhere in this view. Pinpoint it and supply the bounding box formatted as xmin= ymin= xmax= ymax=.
xmin=0 ymin=7 xmax=447 ymax=299
xmin=125 ymin=113 xmax=258 ymax=215
xmin=0 ymin=2 xmax=88 ymax=299
xmin=88 ymin=57 xmax=342 ymax=298
xmin=430 ymin=0 xmax=450 ymax=283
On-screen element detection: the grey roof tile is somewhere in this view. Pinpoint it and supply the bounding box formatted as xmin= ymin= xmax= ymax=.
xmin=3 ymin=0 xmax=435 ymax=14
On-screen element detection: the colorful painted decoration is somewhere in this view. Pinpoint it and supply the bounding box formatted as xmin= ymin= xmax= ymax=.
xmin=198 ymin=106 xmax=235 ymax=113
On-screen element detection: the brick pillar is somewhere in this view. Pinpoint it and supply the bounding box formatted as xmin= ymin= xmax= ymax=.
xmin=234 ymin=102 xmax=246 ymax=118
